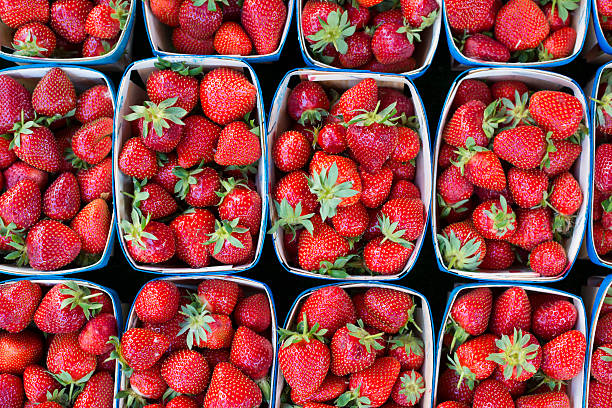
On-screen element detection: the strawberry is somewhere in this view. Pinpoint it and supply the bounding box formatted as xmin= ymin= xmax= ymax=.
xmin=0 ymin=330 xmax=43 ymax=375
xmin=596 ymin=313 xmax=612 ymax=345
xmin=73 ymin=371 xmax=114 ymax=408
xmin=180 ymin=302 xmax=234 ymax=349
xmin=4 ymin=162 xmax=46 ymax=191
xmin=12 ymin=22 xmax=56 ymax=57
xmin=338 ymin=31 xmax=373 ymax=68
xmin=9 ymin=122 xmax=62 ymax=174
xmin=548 ymin=171 xmax=582 ymax=215
xmin=0 ymin=280 xmax=41 ymax=333
xmin=335 ymin=78 xmax=378 ymax=122
xmin=152 ymin=153 xmax=180 ymax=192
xmin=450 ymin=334 xmax=498 ymax=385
xmin=42 ymin=172 xmax=80 ymax=221
xmin=288 ymin=81 xmax=330 ymax=125
xmin=234 ymin=293 xmax=271 ymax=333
xmin=516 ymin=392 xmax=570 ymax=408
xmin=529 ymin=241 xmax=567 ymax=277
xmin=437 ymin=221 xmax=486 ymax=271
xmin=78 ymin=312 xmax=117 ymax=355
xmin=452 ymin=79 xmax=493 ymax=110
xmin=241 ymin=0 xmax=286 ymax=54
xmin=463 ymin=33 xmax=511 ymax=62
xmin=75 ymin=85 xmax=114 ymax=124
xmin=363 ymin=217 xmax=415 ymax=275
xmin=77 ymin=156 xmax=113 ymax=202
xmin=507 ymin=168 xmax=549 ymax=208
xmin=172 ymin=27 xmax=214 ymax=54
xmin=273 ymin=130 xmax=312 ymax=172
xmin=0 ymin=75 xmax=34 ymax=134
xmin=121 ymin=210 xmax=176 ymax=263
xmin=472 ymin=197 xmax=517 ymax=240
xmin=127 ymin=179 xmax=177 ymax=220
xmin=363 ymin=287 xmax=418 ymax=334
xmin=443 ymin=101 xmax=502 ymax=148
xmin=390 ymin=180 xmax=420 ymax=200
xmin=71 ymin=117 xmax=113 ymax=165
xmin=493 ymin=126 xmax=547 ymax=169
xmin=203 ymin=362 xmax=262 ymax=408
xmin=297 ymin=286 xmax=356 ymax=339
xmin=480 ymin=240 xmax=515 ymax=269
xmin=0 ymin=138 xmax=16 ymax=170
xmin=32 ymin=67 xmax=76 ymax=117
xmin=487 ymin=329 xmax=542 ymax=381
xmin=401 ymin=0 xmax=439 ymax=27
xmin=21 ymin=221 xmax=81 ymax=270
xmin=390 ymin=369 xmax=425 ymax=406
xmin=331 ymin=201 xmax=368 ymax=238
xmin=388 ymin=331 xmax=424 ymax=370
xmin=173 ymin=166 xmax=220 ymax=207
xmin=161 ymin=349 xmax=210 ymax=394
xmin=344 ymin=2 xmax=369 ymax=28
xmin=490 ymin=287 xmax=531 ymax=336
xmin=539 ymin=27 xmax=577 ymax=60
xmin=126 ymin=364 xmax=167 ymax=400
xmin=591 ymin=344 xmax=612 ymax=384
xmin=273 ymin=170 xmax=318 ymax=217
xmin=34 ymin=282 xmax=101 ymax=333
xmin=371 ymin=22 xmax=420 ymax=65
xmin=178 ymin=0 xmax=222 ymax=39
xmin=213 ymin=21 xmax=252 ymax=55
xmin=175 ymin=115 xmax=220 ymax=168
xmin=494 ymin=0 xmax=549 ymax=51
xmin=330 ymin=320 xmax=384 ymax=375
xmin=293 ymin=374 xmax=348 ymax=404
xmin=528 ymin=91 xmax=583 ymax=140
xmin=150 ymin=0 xmax=181 ymax=26
xmin=0 ymin=179 xmax=40 ymax=230
xmin=195 ymin=279 xmax=241 ymax=314
xmin=472 ymin=379 xmax=514 ymax=408
xmin=85 ymin=0 xmax=129 ymax=39
xmin=453 ymin=139 xmax=506 ymax=191
xmin=214 ymin=121 xmax=261 ymax=166
xmin=436 ymin=368 xmax=474 ymax=404
xmin=541 ymin=329 xmax=586 ymax=380
xmin=301 ymin=0 xmax=343 ymax=40
xmin=360 ymin=165 xmax=393 ymax=208
xmin=339 ymin=357 xmax=400 ymax=408
xmin=128 ymin=103 xmax=185 ymax=154
xmin=170 ymin=208 xmax=216 ymax=268
xmin=144 ymin=314 xmax=188 ymax=352
xmin=218 ymin=180 xmax=262 ymax=234
xmin=491 ymin=366 xmax=526 ymax=397
xmin=167 ymin=396 xmax=199 ymax=408
xmin=22 ymin=364 xmax=60 ymax=403
xmin=491 ymin=80 xmax=529 ymax=100
xmin=110 ymin=328 xmax=170 ymax=374
xmin=298 ymin=223 xmax=351 ymax=275
xmin=445 ymin=0 xmax=499 ymax=33
xmin=0 ymin=0 xmax=49 ymax=28
xmin=47 ymin=332 xmax=97 ymax=381
xmin=507 ymin=207 xmax=553 ymax=250
xmin=449 ymin=287 xmax=492 ymax=345
xmin=380 ymin=197 xmax=425 ymax=241
xmin=305 ymin=9 xmax=356 ymax=60
xmin=200 ymin=68 xmax=257 ymax=126
xmin=135 ymin=280 xmax=179 ymax=324
xmin=147 ymin=60 xmax=200 ymax=114
xmin=543 ymin=2 xmax=573 ymax=31
xmin=51 ymin=0 xmax=92 ymax=43
xmin=204 ymin=218 xmax=253 ymax=264
xmin=437 ymin=403 xmax=469 ymax=408
xmin=0 ymin=373 xmax=24 ymax=408
xmin=371 ymin=9 xmax=404 ymax=26
xmin=81 ymin=35 xmax=116 ymax=56
xmin=230 ymin=326 xmax=273 ymax=380
xmin=596 ymin=143 xmax=612 ymax=194
xmin=437 ymin=165 xmax=474 ymax=205
xmin=589 ymin=380 xmax=612 ymax=407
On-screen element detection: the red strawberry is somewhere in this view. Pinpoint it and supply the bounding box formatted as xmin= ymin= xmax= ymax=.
xmin=450 ymin=287 xmax=492 ymax=344
xmin=436 ymin=368 xmax=474 ymax=404
xmin=528 ymin=91 xmax=583 ymax=140
xmin=596 ymin=313 xmax=612 ymax=345
xmin=203 ymin=362 xmax=262 ymax=408
xmin=288 ymin=81 xmax=330 ymax=125
xmin=81 ymin=35 xmax=116 ymax=57
xmin=491 ymin=80 xmax=529 ymax=100
xmin=119 ymin=137 xmax=159 ymax=179
xmin=218 ymin=180 xmax=262 ymax=234
xmin=175 ymin=115 xmax=220 ymax=168
xmin=161 ymin=349 xmax=210 ymax=394
xmin=451 ymin=334 xmax=498 ymax=385
xmin=32 ymin=67 xmax=76 ymax=117
xmin=453 ymin=141 xmax=506 ymax=191
xmin=230 ymin=326 xmax=273 ymax=380
xmin=4 ymin=162 xmax=49 ymax=192
xmin=77 ymin=156 xmax=113 ymax=202
xmin=167 ymin=396 xmax=199 ymax=408
xmin=437 ymin=221 xmax=487 ymax=271
xmin=371 ymin=22 xmax=416 ymax=66
xmin=452 ymin=79 xmax=493 ymax=110
xmin=330 ymin=320 xmax=384 ymax=376
xmin=128 ymin=179 xmax=177 ymax=220
xmin=50 ymin=0 xmax=93 ymax=44
xmin=542 ymin=139 xmax=582 ymax=177
xmin=480 ymin=240 xmax=515 ymax=270
xmin=507 ymin=207 xmax=553 ymax=250
xmin=73 ymin=371 xmax=114 ymax=408
xmin=293 ymin=374 xmax=348 ymax=404
xmin=493 ymin=126 xmax=547 ymax=169
xmin=360 ymin=165 xmax=393 ymax=208
xmin=171 ymin=27 xmax=214 ymax=54
xmin=241 ymin=0 xmax=287 ymax=55
xmin=490 ymin=287 xmax=531 ymax=336
xmin=363 ymin=287 xmax=418 ymax=334
xmin=0 ymin=330 xmax=43 ymax=375
xmin=12 ymin=22 xmax=56 ymax=57
xmin=272 ymin=170 xmax=319 ymax=221
xmin=78 ymin=312 xmax=117 ymax=355
xmin=516 ymin=392 xmax=570 ymax=408
xmin=533 ymin=299 xmax=577 ymax=341
xmin=541 ymin=329 xmax=586 ymax=380
xmin=0 ymin=373 xmax=24 ymax=408
xmin=592 ymin=344 xmax=612 ymax=384
xmin=134 ymin=280 xmax=179 ymax=324
xmin=298 ymin=223 xmax=351 ymax=275
xmin=150 ymin=0 xmax=181 ymax=26
xmin=234 ymin=293 xmax=271 ymax=333
xmin=529 ymin=241 xmax=568 ymax=277
xmin=438 ymin=165 xmax=474 ymax=205
xmin=214 ymin=21 xmax=252 ymax=55
xmin=127 ymin=364 xmax=167 ymax=399
xmin=390 ymin=369 xmax=425 ymax=406
xmin=196 ymin=279 xmax=241 ymax=314
xmin=463 ymin=33 xmax=511 ymax=62
xmin=301 ymin=0 xmax=343 ymax=41
xmin=144 ymin=314 xmax=188 ymax=352
xmin=121 ymin=210 xmax=176 ymax=264
xmin=205 ymin=219 xmax=253 ymax=265
xmin=110 ymin=328 xmax=170 ymax=374
xmin=22 ymin=364 xmax=60 ymax=403
xmin=363 ymin=219 xmax=415 ymax=275
xmin=0 ymin=179 xmax=41 ymax=230
xmin=85 ymin=1 xmax=129 ymax=39
xmin=170 ymin=208 xmax=215 ymax=268
xmin=0 ymin=0 xmax=49 ymax=29
xmin=543 ymin=2 xmax=572 ymax=30
xmin=22 ymin=221 xmax=81 ymax=270
xmin=472 ymin=197 xmax=517 ymax=240
xmin=445 ymin=0 xmax=499 ymax=33
xmin=590 ymin=379 xmax=612 ymax=407
xmin=71 ymin=198 xmax=110 ymax=254
xmin=389 ymin=180 xmax=420 ymax=200
xmin=494 ymin=0 xmax=549 ymax=51
xmin=437 ymin=402 xmax=470 ymax=408
xmin=507 ymin=168 xmax=548 ymax=208
xmin=178 ymin=0 xmax=222 ymax=39
xmin=472 ymin=379 xmax=514 ymax=408
xmin=380 ymin=197 xmax=425 ymax=241
xmin=47 ymin=332 xmax=96 ymax=381
xmin=173 ymin=166 xmax=220 ymax=207
xmin=200 ymin=68 xmax=257 ymax=126
xmin=71 ymin=117 xmax=113 ymax=165
xmin=75 ymin=85 xmax=114 ymax=124
xmin=147 ymin=61 xmax=200 ymax=114
xmin=596 ymin=143 xmax=612 ymax=194
xmin=0 ymin=75 xmax=34 ymax=134
xmin=342 ymin=357 xmax=400 ymax=407
xmin=400 ymin=0 xmax=439 ymax=27
xmin=388 ymin=331 xmax=424 ymax=370
xmin=487 ymin=329 xmax=542 ymax=381
xmin=273 ymin=130 xmax=312 ymax=172
xmin=297 ymin=286 xmax=356 ymax=339
xmin=215 ymin=121 xmax=261 ymax=166
xmin=0 ymin=280 xmax=41 ymax=333
xmin=539 ymin=27 xmax=576 ymax=60
xmin=548 ymin=171 xmax=582 ymax=215
xmin=443 ymin=100 xmax=501 ymax=148
xmin=331 ymin=201 xmax=368 ymax=238
xmin=42 ymin=172 xmax=80 ymax=221
xmin=336 ymin=78 xmax=378 ymax=122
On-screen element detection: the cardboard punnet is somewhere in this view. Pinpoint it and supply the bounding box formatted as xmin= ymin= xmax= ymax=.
xmin=296 ymin=0 xmax=442 ymax=78
xmin=119 ymin=274 xmax=278 ymax=407
xmin=113 ymin=56 xmax=268 ymax=274
xmin=433 ymin=283 xmax=588 ymax=407
xmin=274 ymin=282 xmax=435 ymax=408
xmin=142 ymin=0 xmax=294 ymax=62
xmin=267 ymin=68 xmax=432 ymax=281
xmin=583 ymin=0 xmax=612 ymax=64
xmin=0 ymin=65 xmax=116 ymax=276
xmin=1 ymin=277 xmax=123 ymax=408
xmin=0 ymin=1 xmax=136 ymax=70
xmin=432 ymin=67 xmax=591 ymax=282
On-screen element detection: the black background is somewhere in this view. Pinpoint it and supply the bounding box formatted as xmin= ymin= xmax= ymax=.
xmin=3 ymin=8 xmax=610 ymax=332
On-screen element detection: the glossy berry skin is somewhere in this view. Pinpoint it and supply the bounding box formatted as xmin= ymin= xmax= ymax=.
xmin=46 ymin=333 xmax=97 ymax=381
xmin=297 ymin=286 xmax=356 ymax=339
xmin=22 ymin=364 xmax=61 ymax=403
xmin=26 ymin=220 xmax=81 ymax=271
xmin=12 ymin=23 xmax=56 ymax=57
xmin=234 ymin=293 xmax=271 ymax=333
xmin=78 ymin=157 xmax=113 ymax=202
xmin=445 ymin=0 xmax=499 ymax=34
xmin=596 ymin=144 xmax=612 ymax=194
xmin=273 ymin=171 xmax=318 ymax=215
xmin=507 ymin=208 xmax=553 ymax=251
xmin=592 ymin=344 xmax=612 ymax=384
xmin=161 ymin=349 xmax=210 ymax=394
xmin=0 ymin=75 xmax=34 ymax=134
xmin=200 ymin=68 xmax=257 ymax=126
xmin=451 ymin=287 xmax=492 ymax=336
xmin=472 ymin=379 xmax=514 ymax=408
xmin=78 ymin=312 xmax=117 ymax=355
xmin=480 ymin=239 xmax=515 ymax=269
xmin=179 ymin=0 xmax=221 ymax=39
xmin=528 ymin=90 xmax=583 ymax=140
xmin=490 ymin=286 xmax=531 ymax=336
xmin=127 ymin=221 xmax=176 ymax=264
xmin=541 ymin=329 xmax=586 ymax=380
xmin=298 ymin=224 xmax=350 ymax=271
xmin=516 ymin=392 xmax=570 ymax=408
xmin=0 ymin=373 xmax=24 ymax=408
xmin=0 ymin=331 xmax=44 ymax=375
xmin=273 ymin=130 xmax=311 ymax=172
xmin=76 ymin=85 xmax=114 ymax=124
xmin=339 ymin=32 xmax=373 ymax=69
xmin=380 ymin=198 xmax=425 ymax=241
xmin=463 ymin=33 xmax=511 ymax=62
xmin=364 ymin=237 xmax=414 ymax=275
xmin=0 ymin=179 xmax=41 ymax=229
xmin=230 ymin=326 xmax=273 ymax=380
xmin=372 ymin=23 xmax=415 ymax=65
xmin=73 ymin=371 xmax=114 ymax=408
xmin=170 ymin=208 xmax=216 ymax=268
xmin=71 ymin=198 xmax=111 ymax=254
xmin=529 ymin=241 xmax=568 ymax=277
xmin=241 ymin=0 xmax=287 ymax=55
xmin=172 ymin=27 xmax=214 ymax=54
xmin=50 ymin=0 xmax=93 ymax=44
xmin=532 ymin=299 xmax=577 ymax=341
xmin=548 ymin=172 xmax=583 ymax=216
xmin=135 ymin=280 xmax=180 ymax=325
xmin=493 ymin=126 xmax=546 ymax=170
xmin=203 ymin=362 xmax=262 ymax=408
xmin=456 ymin=334 xmax=498 ymax=379
xmin=147 ymin=69 xmax=199 ymax=114
xmin=589 ymin=380 xmax=612 ymax=408
xmin=214 ymin=22 xmax=252 ymax=55
xmin=287 ymin=80 xmax=330 ymax=123
xmin=0 ymin=281 xmax=41 ymax=333
xmin=494 ymin=0 xmax=549 ymax=51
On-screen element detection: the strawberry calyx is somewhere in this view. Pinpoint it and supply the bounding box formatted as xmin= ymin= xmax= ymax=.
xmin=65 ymin=146 xmax=91 ymax=170
xmin=444 ymin=317 xmax=470 ymax=351
xmin=120 ymin=209 xmax=158 ymax=251
xmin=451 ymin=137 xmax=488 ymax=175
xmin=115 ymin=388 xmax=148 ymax=408
xmin=528 ymin=371 xmax=566 ymax=393
xmin=436 ymin=229 xmax=483 ymax=271
xmin=5 ymin=231 xmax=28 ymax=266
xmin=599 ymin=346 xmax=612 ymax=362
xmin=400 ymin=303 xmax=422 ymax=333
xmin=308 ymin=162 xmax=359 ymax=220
xmin=437 ymin=195 xmax=470 ymax=219
xmin=541 ymin=0 xmax=579 ymax=21
xmin=299 ymin=108 xmax=329 ymax=126
xmin=278 ymin=313 xmax=328 ymax=348
xmin=347 ymin=101 xmax=399 ymax=127
xmin=189 ymin=0 xmax=230 ymax=12
xmin=172 ymin=163 xmax=204 ymax=200
xmin=317 ymin=254 xmax=359 ymax=278
xmin=242 ymin=111 xmax=261 ymax=137
xmin=552 ymin=213 xmax=574 ymax=241
xmin=56 ymin=280 xmax=103 ymax=319
xmin=482 ymin=99 xmax=505 ymax=138
xmin=124 ymin=97 xmax=187 ymax=139
xmin=215 ymin=177 xmax=250 ymax=203
xmin=224 ymin=163 xmax=258 ymax=179
xmin=486 ymin=329 xmax=539 ymax=380
xmin=45 ymin=387 xmax=73 ymax=407
xmin=12 ymin=31 xmax=48 ymax=57
xmin=109 ymin=0 xmax=131 ymax=30
xmin=390 ymin=330 xmax=425 ymax=356
xmin=75 ymin=251 xmax=103 ymax=267
xmin=447 ymin=353 xmax=477 ymax=390
xmin=483 ymin=196 xmax=516 ymax=238
xmin=336 ymin=384 xmax=372 ymax=408
xmin=154 ymin=57 xmax=205 ymax=76
xmin=395 ymin=13 xmax=436 ymax=44
xmin=537 ymin=44 xmax=555 ymax=62
xmin=268 ymin=198 xmax=315 ymax=239
xmin=397 ymin=370 xmax=426 ymax=405
xmin=204 ymin=218 xmax=250 ymax=255
xmin=162 ymin=387 xmax=180 ymax=402
xmin=308 ymin=10 xmax=357 ymax=55
xmin=500 ymin=90 xmax=534 ymax=129
xmin=48 ymin=369 xmax=94 ymax=405
xmin=256 ymin=377 xmax=272 ymax=403
xmin=540 ymin=131 xmax=558 ymax=170
xmin=122 ymin=177 xmax=151 ymax=211
xmin=593 ymin=84 xmax=612 ymax=128
xmin=177 ymin=300 xmax=216 ymax=349
xmin=377 ymin=214 xmax=413 ymax=248
xmin=107 ymin=336 xmax=135 ymax=377
xmin=347 ymin=319 xmax=385 ymax=352
xmin=4 ymin=110 xmax=41 ymax=150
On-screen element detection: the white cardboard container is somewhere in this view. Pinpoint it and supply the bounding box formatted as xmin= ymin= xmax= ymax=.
xmin=295 ymin=0 xmax=441 ymax=78
xmin=113 ymin=56 xmax=268 ymax=274
xmin=0 ymin=1 xmax=136 ymax=71
xmin=119 ymin=275 xmax=278 ymax=408
xmin=274 ymin=282 xmax=435 ymax=408
xmin=432 ymin=67 xmax=591 ymax=282
xmin=267 ymin=68 xmax=432 ymax=281
xmin=583 ymin=0 xmax=612 ymax=65
xmin=0 ymin=65 xmax=117 ymax=276
xmin=433 ymin=283 xmax=588 ymax=407
xmin=1 ymin=277 xmax=123 ymax=408
xmin=142 ymin=0 xmax=294 ymax=62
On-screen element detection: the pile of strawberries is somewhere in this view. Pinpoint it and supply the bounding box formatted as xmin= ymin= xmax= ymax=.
xmin=279 ymin=285 xmax=428 ymax=407
xmin=270 ymin=77 xmax=426 ymax=278
xmin=0 ymin=68 xmax=113 ymax=272
xmin=113 ymin=278 xmax=273 ymax=407
xmin=300 ymin=0 xmax=438 ymax=73
xmin=148 ymin=0 xmax=287 ymax=57
xmin=435 ymin=78 xmax=586 ymax=277
xmin=588 ymin=284 xmax=612 ymax=406
xmin=0 ymin=0 xmax=132 ymax=59
xmin=446 ymin=0 xmax=579 ymax=63
xmin=437 ymin=286 xmax=586 ymax=408
xmin=596 ymin=0 xmax=612 ymax=43
xmin=118 ymin=59 xmax=263 ymax=269
xmin=0 ymin=279 xmax=119 ymax=408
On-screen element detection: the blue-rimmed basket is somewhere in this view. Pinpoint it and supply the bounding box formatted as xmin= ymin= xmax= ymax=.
xmin=0 ymin=0 xmax=136 ymax=70
xmin=432 ymin=67 xmax=591 ymax=282
xmin=267 ymin=68 xmax=432 ymax=281
xmin=119 ymin=274 xmax=278 ymax=408
xmin=295 ymin=0 xmax=441 ymax=78
xmin=274 ymin=281 xmax=435 ymax=408
xmin=583 ymin=0 xmax=612 ymax=64
xmin=1 ymin=277 xmax=123 ymax=408
xmin=433 ymin=282 xmax=588 ymax=407
xmin=0 ymin=65 xmax=117 ymax=276
xmin=444 ymin=0 xmax=590 ymax=69
xmin=113 ymin=56 xmax=268 ymax=274
xmin=142 ymin=0 xmax=294 ymax=62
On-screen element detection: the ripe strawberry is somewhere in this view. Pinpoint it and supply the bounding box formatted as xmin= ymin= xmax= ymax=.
xmin=452 ymin=79 xmax=492 ymax=110
xmin=540 ymin=27 xmax=577 ymax=60
xmin=389 ymin=179 xmax=420 ymax=200
xmin=241 ymin=0 xmax=286 ymax=55
xmin=203 ymin=362 xmax=262 ymax=408
xmin=472 ymin=197 xmax=517 ymax=240
xmin=215 ymin=121 xmax=261 ymax=166
xmin=126 ymin=363 xmax=167 ymax=400
xmin=213 ymin=21 xmax=252 ymax=55
xmin=531 ymin=299 xmax=577 ymax=341
xmin=542 ymin=138 xmax=582 ymax=177
xmin=443 ymin=101 xmax=501 ymax=148
xmin=472 ymin=379 xmax=514 ymax=408
xmin=490 ymin=286 xmax=532 ymax=336
xmin=360 ymin=165 xmax=393 ymax=208
xmin=507 ymin=168 xmax=548 ymax=208
xmin=380 ymin=197 xmax=425 ymax=241
xmin=463 ymin=33 xmax=511 ymax=62
xmin=172 ymin=27 xmax=214 ymax=54
xmin=341 ymin=357 xmax=401 ymax=407
xmin=173 ymin=166 xmax=220 ymax=208
xmin=178 ymin=0 xmax=222 ymax=39
xmin=529 ymin=91 xmax=583 ymax=140
xmin=217 ymin=181 xmax=262 ymax=235
xmin=401 ymin=0 xmax=439 ymax=27
xmin=543 ymin=2 xmax=572 ymax=31
xmin=362 ymin=288 xmax=418 ymax=334
xmin=85 ymin=1 xmax=129 ymax=39
xmin=230 ymin=326 xmax=273 ymax=380
xmin=195 ymin=279 xmax=241 ymax=315
xmin=150 ymin=0 xmax=181 ymax=26
xmin=449 ymin=287 xmax=492 ymax=345
xmin=42 ymin=172 xmax=79 ymax=221
xmin=0 ymin=75 xmax=34 ymax=134
xmin=0 ymin=178 xmax=40 ymax=230
xmin=298 ymin=223 xmax=351 ymax=275
xmin=12 ymin=22 xmax=56 ymax=57
xmin=363 ymin=218 xmax=415 ymax=275
xmin=175 ymin=115 xmax=220 ymax=168
xmin=494 ymin=0 xmax=549 ymax=51
xmin=330 ymin=320 xmax=384 ymax=376
xmin=487 ymin=329 xmax=542 ymax=382
xmin=161 ymin=349 xmax=210 ymax=394
xmin=480 ymin=239 xmax=515 ymax=270
xmin=297 ymin=286 xmax=356 ymax=339
xmin=336 ymin=78 xmax=378 ymax=122
xmin=0 ymin=280 xmax=41 ymax=333
xmin=301 ymin=0 xmax=343 ymax=40
xmin=75 ymin=85 xmax=114 ymax=123
xmin=445 ymin=0 xmax=499 ymax=33
xmin=596 ymin=143 xmax=612 ymax=194
xmin=293 ymin=374 xmax=348 ymax=404
xmin=438 ymin=165 xmax=474 ymax=205
xmin=170 ymin=208 xmax=215 ymax=268
xmin=288 ymin=81 xmax=330 ymax=125
xmin=548 ymin=171 xmax=582 ymax=215
xmin=144 ymin=313 xmax=188 ymax=352
xmin=205 ymin=218 xmax=253 ymax=265
xmin=128 ymin=106 xmax=185 ymax=154
xmin=47 ymin=332 xmax=97 ymax=381
xmin=273 ymin=170 xmax=318 ymax=218
xmin=516 ymin=392 xmax=570 ymax=408
xmin=32 ymin=67 xmax=76 ymax=118
xmin=0 ymin=0 xmax=49 ymax=28
xmin=121 ymin=210 xmax=176 ymax=263
xmin=590 ymin=379 xmax=612 ymax=407
xmin=507 ymin=207 xmax=553 ymax=250
xmin=387 ymin=332 xmax=424 ymax=371
xmin=110 ymin=328 xmax=170 ymax=374
xmin=34 ymin=282 xmax=101 ymax=333
xmin=180 ymin=302 xmax=234 ymax=349
xmin=529 ymin=240 xmax=568 ymax=277
xmin=71 ymin=117 xmax=113 ymax=165
xmin=128 ymin=179 xmax=177 ymax=221
xmin=21 ymin=221 xmax=81 ymax=270
xmin=437 ymin=403 xmax=469 ymax=408
xmin=200 ymin=68 xmax=257 ymax=126
xmin=76 ymin=156 xmax=111 ymax=203
xmin=596 ymin=313 xmax=612 ymax=345
xmin=22 ymin=364 xmax=60 ymax=403
xmin=167 ymin=396 xmax=200 ymax=408
xmin=77 ymin=312 xmax=117 ymax=355
xmin=233 ymin=293 xmax=271 ymax=333
xmin=541 ymin=329 xmax=586 ymax=380
xmin=0 ymin=373 xmax=24 ymax=408
xmin=371 ymin=22 xmax=416 ymax=66
xmin=73 ymin=371 xmax=114 ymax=408
xmin=147 ymin=60 xmax=200 ymax=114
xmin=119 ymin=138 xmax=159 ymax=179
xmin=81 ymin=35 xmax=116 ymax=56
xmin=331 ymin=201 xmax=368 ymax=238
xmin=591 ymin=344 xmax=612 ymax=384
xmin=436 ymin=368 xmax=474 ymax=404
xmin=50 ymin=0 xmax=92 ymax=44
xmin=453 ymin=140 xmax=506 ymax=191
xmin=0 ymin=330 xmax=43 ymax=375
xmin=135 ymin=280 xmax=179 ymax=324
xmin=390 ymin=369 xmax=425 ymax=406
xmin=451 ymin=334 xmax=498 ymax=385
xmin=494 ymin=126 xmax=547 ymax=169
xmin=437 ymin=221 xmax=486 ymax=271
xmin=491 ymin=80 xmax=529 ymax=100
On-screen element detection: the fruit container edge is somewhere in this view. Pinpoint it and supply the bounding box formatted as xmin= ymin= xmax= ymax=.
xmin=113 ymin=55 xmax=268 ymax=274
xmin=586 ymin=62 xmax=612 ymax=269
xmin=431 ymin=67 xmax=591 ymax=282
xmin=432 ymin=282 xmax=588 ymax=407
xmin=295 ymin=0 xmax=442 ymax=78
xmin=583 ymin=0 xmax=612 ymax=63
xmin=267 ymin=67 xmax=432 ymax=281
xmin=119 ymin=274 xmax=278 ymax=408
xmin=445 ymin=0 xmax=590 ymax=69
xmin=0 ymin=0 xmax=136 ymax=71
xmin=0 ymin=64 xmax=117 ymax=276
xmin=273 ymin=282 xmax=435 ymax=408
xmin=142 ymin=0 xmax=295 ymax=62
xmin=1 ymin=276 xmax=124 ymax=408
